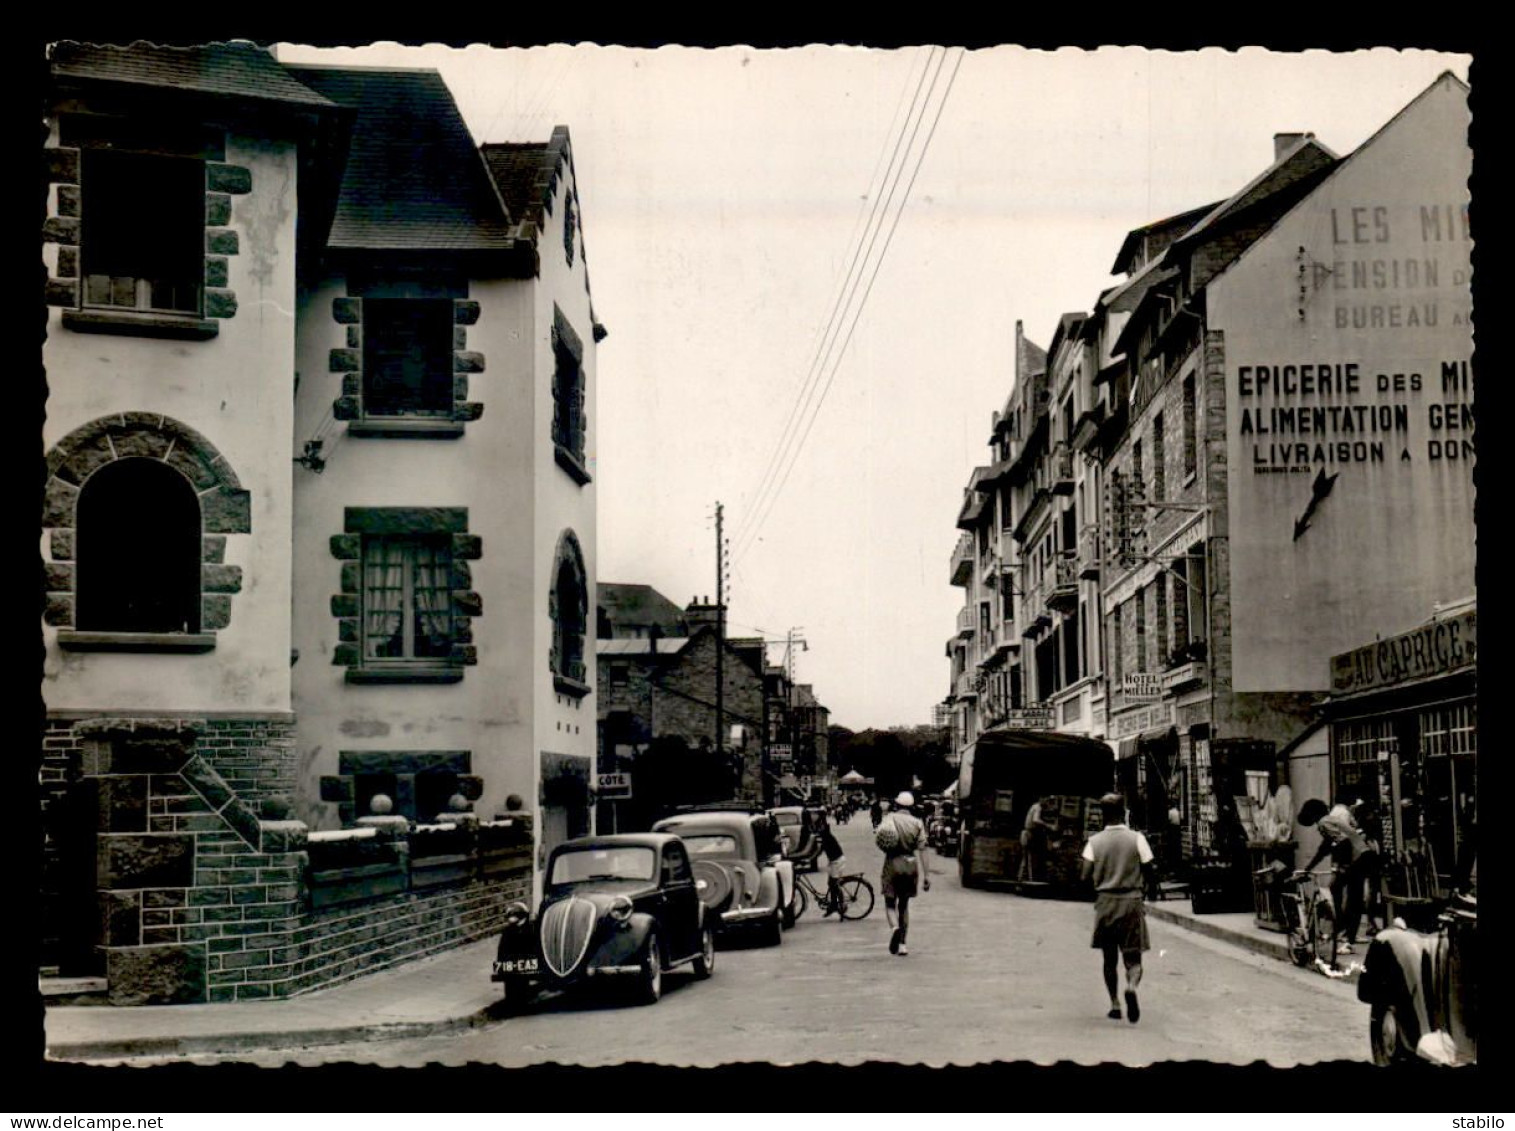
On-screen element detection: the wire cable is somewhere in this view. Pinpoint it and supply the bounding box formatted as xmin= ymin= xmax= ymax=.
xmin=732 ymin=48 xmax=941 ymax=560
xmin=735 ymin=48 xmax=964 ymax=564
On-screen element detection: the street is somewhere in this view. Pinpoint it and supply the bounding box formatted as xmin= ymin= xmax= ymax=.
xmin=116 ymin=817 xmax=1370 ymax=1069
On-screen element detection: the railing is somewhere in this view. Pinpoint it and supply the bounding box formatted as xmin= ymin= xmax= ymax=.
xmin=1051 ymin=443 xmax=1075 ymax=494
xmin=1017 ymin=579 xmax=1043 ymax=630
xmin=1078 ymin=523 xmax=1101 ymax=580
xmin=956 ymin=605 xmax=976 ymax=638
xmin=954 ymin=669 xmax=979 ymax=698
xmin=950 ymin=532 xmax=974 ymax=587
xmin=1046 ymin=553 xmax=1079 ymax=611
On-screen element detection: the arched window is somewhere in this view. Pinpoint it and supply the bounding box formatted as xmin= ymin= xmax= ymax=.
xmin=76 ymin=459 xmax=201 ymax=633
xmin=549 ymin=531 xmax=588 ymax=693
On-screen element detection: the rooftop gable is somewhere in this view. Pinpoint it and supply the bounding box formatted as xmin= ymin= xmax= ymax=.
xmin=283 ymin=64 xmax=515 ymax=253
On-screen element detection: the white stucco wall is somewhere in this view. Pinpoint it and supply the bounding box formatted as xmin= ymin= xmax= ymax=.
xmin=1210 ymin=76 xmax=1474 ymax=692
xmin=289 ymin=150 xmax=599 ymax=839
xmin=41 ymin=131 xmax=299 ymax=716
xmin=290 ymin=271 xmax=539 ymax=828
xmin=530 ymin=156 xmax=600 ymax=845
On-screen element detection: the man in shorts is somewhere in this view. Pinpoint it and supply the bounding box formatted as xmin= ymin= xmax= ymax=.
xmin=878 ymin=791 xmax=930 ymax=955
xmin=1081 ymin=792 xmax=1154 ymax=1023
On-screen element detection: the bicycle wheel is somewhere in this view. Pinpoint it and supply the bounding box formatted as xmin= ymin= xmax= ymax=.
xmin=837 ymin=876 xmax=875 ymax=920
xmin=1311 ymin=900 xmax=1337 ymax=967
xmin=789 ymin=880 xmax=809 ymax=924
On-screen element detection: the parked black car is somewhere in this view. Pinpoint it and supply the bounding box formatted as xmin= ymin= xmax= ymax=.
xmin=491 ymin=833 xmax=714 ymax=1010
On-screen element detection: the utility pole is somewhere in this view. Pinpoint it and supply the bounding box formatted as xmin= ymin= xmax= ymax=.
xmin=785 ymin=628 xmax=807 ymax=796
xmin=714 ymin=502 xmax=726 ymax=763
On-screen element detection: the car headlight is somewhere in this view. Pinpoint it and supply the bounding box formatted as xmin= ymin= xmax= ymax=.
xmin=503 ymin=900 xmax=529 ymax=927
xmin=610 ymin=895 xmax=634 ymax=926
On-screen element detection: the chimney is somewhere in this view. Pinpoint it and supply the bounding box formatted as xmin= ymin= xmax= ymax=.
xmin=1273 ymin=132 xmax=1311 ymax=162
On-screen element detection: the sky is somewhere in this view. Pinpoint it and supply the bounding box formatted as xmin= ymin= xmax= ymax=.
xmin=276 ymin=42 xmax=1470 ymax=730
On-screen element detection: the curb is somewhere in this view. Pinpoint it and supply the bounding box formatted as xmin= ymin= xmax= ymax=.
xmin=47 ymin=1000 xmax=507 ymax=1062
xmin=1144 ymin=903 xmax=1293 ymax=962
xmin=1145 ymin=903 xmax=1363 ymax=984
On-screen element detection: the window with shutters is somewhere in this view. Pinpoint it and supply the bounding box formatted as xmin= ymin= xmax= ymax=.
xmin=552 ymin=305 xmax=591 ymax=484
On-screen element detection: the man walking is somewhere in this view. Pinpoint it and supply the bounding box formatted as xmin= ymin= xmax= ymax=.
xmin=877 ymin=790 xmax=930 ymax=955
xmin=1081 ymin=792 xmax=1154 ymax=1023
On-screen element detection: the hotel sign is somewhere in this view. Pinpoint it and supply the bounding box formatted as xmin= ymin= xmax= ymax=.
xmin=1122 ymin=673 xmax=1162 ymax=702
xmin=1331 ymin=610 xmax=1476 ymax=695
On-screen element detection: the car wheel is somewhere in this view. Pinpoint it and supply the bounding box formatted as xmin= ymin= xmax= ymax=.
xmin=763 ymin=906 xmax=783 ymax=947
xmin=1370 ymin=1001 xmax=1417 ymax=1066
xmin=636 ymin=932 xmax=663 ymax=1005
xmin=692 ymin=924 xmax=716 ymax=979
xmin=498 ymin=978 xmax=531 ymax=1016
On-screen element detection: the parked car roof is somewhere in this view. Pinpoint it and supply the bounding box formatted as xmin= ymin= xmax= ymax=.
xmin=551 ymin=832 xmax=684 ymax=853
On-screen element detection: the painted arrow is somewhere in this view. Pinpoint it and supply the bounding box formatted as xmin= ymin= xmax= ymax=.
xmin=1293 ymin=467 xmax=1340 ymax=541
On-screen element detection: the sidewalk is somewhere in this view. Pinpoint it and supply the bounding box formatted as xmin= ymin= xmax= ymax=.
xmin=43 ymin=936 xmax=504 ymax=1062
xmin=1144 ymin=896 xmax=1365 ymax=983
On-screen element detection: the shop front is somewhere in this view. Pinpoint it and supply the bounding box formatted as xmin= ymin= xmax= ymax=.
xmin=1325 ymin=604 xmax=1476 ymax=918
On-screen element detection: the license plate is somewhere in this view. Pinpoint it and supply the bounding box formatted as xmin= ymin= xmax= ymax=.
xmin=493 ymin=957 xmax=539 ymax=974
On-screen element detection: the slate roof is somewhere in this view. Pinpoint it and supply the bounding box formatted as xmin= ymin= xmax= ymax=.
xmin=49 ymin=41 xmax=336 ymax=108
xmin=481 ymin=129 xmax=573 ymax=235
xmin=596 ymin=582 xmax=690 ymax=638
xmin=283 ymin=65 xmax=515 ymax=252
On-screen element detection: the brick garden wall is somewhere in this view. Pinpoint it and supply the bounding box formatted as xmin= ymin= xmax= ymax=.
xmin=40 ymin=715 xmax=530 ymax=1004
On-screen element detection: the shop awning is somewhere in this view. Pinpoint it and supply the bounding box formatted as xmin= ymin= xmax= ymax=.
xmin=1117 ymin=727 xmax=1177 ymax=760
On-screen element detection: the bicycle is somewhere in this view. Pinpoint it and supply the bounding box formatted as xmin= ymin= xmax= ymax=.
xmin=787 ymin=869 xmax=875 ymax=921
xmin=1279 ymin=867 xmax=1337 ymax=970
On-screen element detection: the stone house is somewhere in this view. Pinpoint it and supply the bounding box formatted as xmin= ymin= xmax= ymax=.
xmin=39 ymin=42 xmax=602 ymax=1003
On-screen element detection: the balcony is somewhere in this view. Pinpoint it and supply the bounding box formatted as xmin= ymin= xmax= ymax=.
xmin=1012 ymin=487 xmax=1051 ymax=544
xmin=956 ymin=605 xmax=976 ymax=639
xmin=950 ymin=532 xmax=973 ymax=587
xmin=1077 ymin=523 xmax=1101 ymax=580
xmin=1070 ymin=403 xmax=1106 ymax=454
xmin=1018 ymin=580 xmax=1050 ymax=635
xmin=1162 ymin=639 xmax=1208 ymax=693
xmin=954 ymin=669 xmax=980 ymax=699
xmin=1045 ymin=553 xmax=1079 ymax=613
xmin=1051 ymin=443 xmax=1075 ymax=496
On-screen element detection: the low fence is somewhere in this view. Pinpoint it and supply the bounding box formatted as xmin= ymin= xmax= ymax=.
xmin=305 ymin=816 xmax=532 ymax=911
xmin=200 ymin=815 xmax=533 ymax=1002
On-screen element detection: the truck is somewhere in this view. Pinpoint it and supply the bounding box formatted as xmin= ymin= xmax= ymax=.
xmin=956 ymin=728 xmax=1116 ymax=896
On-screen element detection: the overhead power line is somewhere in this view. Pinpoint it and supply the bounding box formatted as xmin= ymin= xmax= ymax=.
xmin=732 ymin=47 xmax=939 ymax=557
xmin=734 ymin=47 xmax=964 ymax=564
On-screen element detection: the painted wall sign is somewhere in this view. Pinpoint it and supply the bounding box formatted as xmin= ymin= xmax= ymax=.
xmin=1212 ymin=76 xmax=1475 ymax=692
xmin=1110 ymin=701 xmax=1175 ymax=739
xmin=1330 ymin=609 xmax=1475 ymax=694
